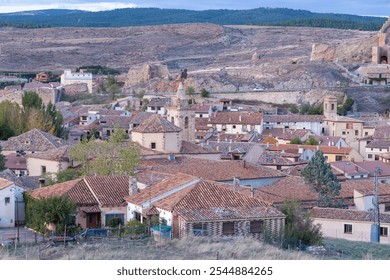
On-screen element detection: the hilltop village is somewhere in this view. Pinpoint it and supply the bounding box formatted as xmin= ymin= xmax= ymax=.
xmin=3 ymin=17 xmax=390 ymax=253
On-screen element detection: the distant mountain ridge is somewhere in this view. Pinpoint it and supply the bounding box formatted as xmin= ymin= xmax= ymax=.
xmin=0 ymin=7 xmax=386 ymax=30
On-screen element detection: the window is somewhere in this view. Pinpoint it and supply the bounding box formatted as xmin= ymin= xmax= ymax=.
xmin=5 ymin=197 xmax=10 ymax=205
xmin=171 ymin=117 xmax=174 ymax=123
xmin=342 ymin=131 xmax=346 ymax=135
xmin=151 ymin=142 xmax=156 ymax=149
xmin=41 ymin=166 xmax=46 ymax=175
xmin=335 ymin=155 xmax=343 ymax=161
xmin=250 ymin=220 xmax=264 ymax=233
xmin=344 ymin=224 xmax=353 ymax=234
xmin=365 ymin=132 xmax=368 ymax=136
xmin=331 ymin=104 xmax=335 ymax=110
xmin=192 ymin=223 xmax=208 ymax=236
xmin=184 ymin=117 xmax=189 ymax=129
xmin=368 ymin=154 xmax=373 ymax=159
xmin=385 ymin=205 xmax=390 ymax=212
xmin=355 ymin=130 xmax=359 ymax=136
xmin=222 ymin=222 xmax=235 ymax=235
xmin=105 ymin=213 xmax=124 ymax=227
xmin=232 ymin=125 xmax=236 ymax=129
xmin=380 ymin=227 xmax=388 ymax=237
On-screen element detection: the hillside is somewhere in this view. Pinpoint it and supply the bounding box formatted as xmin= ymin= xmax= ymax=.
xmin=0 ymin=8 xmax=386 ymax=30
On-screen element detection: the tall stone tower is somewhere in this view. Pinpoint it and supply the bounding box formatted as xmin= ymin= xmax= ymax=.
xmin=323 ymin=95 xmax=338 ymax=119
xmin=166 ymin=82 xmax=195 ymax=142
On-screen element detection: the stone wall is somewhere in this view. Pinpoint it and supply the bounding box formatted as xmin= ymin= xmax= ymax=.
xmin=125 ymin=63 xmax=170 ymax=87
xmin=0 ymin=89 xmax=58 ymax=106
xmin=310 ymin=43 xmax=336 ymax=62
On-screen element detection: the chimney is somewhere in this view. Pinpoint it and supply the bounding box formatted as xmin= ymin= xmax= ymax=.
xmin=129 ymin=176 xmax=138 ymax=195
xmin=233 ymin=177 xmax=240 ymax=192
xmin=243 ymin=160 xmax=247 ymax=169
xmin=239 ymin=115 xmax=242 ymax=122
xmin=250 ymin=187 xmax=255 ymax=198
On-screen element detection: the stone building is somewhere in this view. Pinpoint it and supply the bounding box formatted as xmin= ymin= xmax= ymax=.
xmin=166 ymin=82 xmax=195 ymax=142
xmin=60 ymin=69 xmax=93 ymax=94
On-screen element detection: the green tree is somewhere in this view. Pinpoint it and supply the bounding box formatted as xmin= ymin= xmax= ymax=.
xmin=0 ymin=146 xmax=5 ymax=171
xmin=70 ymin=127 xmax=140 ymax=176
xmin=24 ymin=194 xmax=76 ymax=234
xmin=290 ymin=137 xmax=302 ymax=144
xmin=290 ymin=104 xmax=299 ymax=114
xmin=301 ymin=150 xmax=341 ymax=207
xmin=280 ymin=200 xmax=323 ymax=249
xmin=186 ymin=86 xmax=196 ymax=103
xmin=304 ymin=136 xmax=319 ymax=145
xmin=200 ymin=88 xmax=210 ymax=98
xmin=22 ymin=91 xmax=43 ymax=110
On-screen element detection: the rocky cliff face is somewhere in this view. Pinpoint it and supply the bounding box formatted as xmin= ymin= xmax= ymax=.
xmin=310 ymin=43 xmax=336 ymax=62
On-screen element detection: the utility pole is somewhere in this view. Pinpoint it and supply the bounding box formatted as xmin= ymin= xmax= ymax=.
xmin=371 ymin=167 xmax=381 ymax=243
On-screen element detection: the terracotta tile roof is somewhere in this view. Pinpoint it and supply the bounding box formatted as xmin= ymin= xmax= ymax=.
xmin=83 ymin=205 xmax=101 ymax=213
xmin=126 ymin=173 xmax=199 ymax=206
xmin=195 ymin=118 xmax=210 ymax=131
xmin=324 ymin=116 xmax=364 ymax=123
xmin=372 ymin=126 xmax=390 ymax=139
xmin=0 ymin=177 xmax=17 ymax=191
xmin=140 ymin=157 xmax=285 ymax=181
xmin=25 ymin=145 xmax=70 ymax=161
xmin=180 ymin=141 xmax=220 ymax=154
xmin=202 ymin=141 xmax=255 ymax=159
xmin=261 ymin=136 xmax=279 ymax=145
xmin=132 ymin=114 xmax=181 ymax=133
xmin=135 ymin=171 xmax=172 ymax=187
xmin=265 ymin=115 xmax=323 ymax=123
xmin=0 ymin=129 xmax=64 ymax=152
xmin=171 ymin=181 xmax=285 ymax=222
xmin=97 ymin=109 xmax=128 ymax=116
xmin=208 ymin=111 xmax=262 ymax=125
xmin=312 ymin=136 xmax=343 ymax=146
xmin=311 ymin=207 xmax=390 ymax=223
xmin=366 ymin=139 xmax=390 ymax=149
xmin=5 ymin=154 xmax=27 ymax=170
xmin=268 ymin=144 xmax=352 ymax=155
xmin=330 ymin=161 xmax=369 ymax=176
xmin=194 ymin=104 xmax=211 ymax=114
xmin=258 ymin=151 xmax=306 ymax=166
xmin=246 ymin=176 xmax=390 ymax=207
xmin=129 ymin=112 xmax=154 ymax=126
xmin=262 ymin=128 xmax=311 ymax=141
xmin=29 ymin=179 xmax=81 ymax=199
xmin=30 ymin=176 xmax=134 ymax=207
xmin=99 ymin=116 xmax=131 ymax=128
xmin=354 ymin=161 xmax=390 ymax=176
xmin=147 ymin=98 xmax=169 ymax=107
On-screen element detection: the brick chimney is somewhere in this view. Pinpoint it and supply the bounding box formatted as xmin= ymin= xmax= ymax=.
xmin=250 ymin=187 xmax=255 ymax=198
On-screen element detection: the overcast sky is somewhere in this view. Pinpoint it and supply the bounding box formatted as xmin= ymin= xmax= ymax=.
xmin=0 ymin=0 xmax=390 ymax=17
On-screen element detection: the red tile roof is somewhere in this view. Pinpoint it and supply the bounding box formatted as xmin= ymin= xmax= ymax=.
xmin=245 ymin=176 xmax=390 ymax=207
xmin=208 ymin=111 xmax=262 ymax=125
xmin=172 ymin=181 xmax=284 ymax=222
xmin=268 ymin=144 xmax=352 ymax=155
xmin=0 ymin=177 xmax=17 ymax=191
xmin=126 ymin=173 xmax=198 ymax=206
xmin=140 ymin=157 xmax=285 ymax=181
xmin=311 ymin=207 xmax=390 ymax=223
xmin=30 ymin=176 xmax=134 ymax=207
xmin=132 ymin=114 xmax=181 ymax=133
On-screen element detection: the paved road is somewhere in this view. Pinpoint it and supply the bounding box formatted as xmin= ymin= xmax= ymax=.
xmin=0 ymin=227 xmax=44 ymax=245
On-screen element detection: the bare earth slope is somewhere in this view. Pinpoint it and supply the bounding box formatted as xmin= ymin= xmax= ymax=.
xmin=1 ymin=23 xmax=385 ymax=110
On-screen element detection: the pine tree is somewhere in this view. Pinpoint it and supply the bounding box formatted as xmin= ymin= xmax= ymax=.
xmin=301 ymin=150 xmax=341 ymax=207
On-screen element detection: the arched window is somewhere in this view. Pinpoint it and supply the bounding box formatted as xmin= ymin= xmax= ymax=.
xmin=171 ymin=116 xmax=174 ymax=123
xmin=184 ymin=117 xmax=189 ymax=129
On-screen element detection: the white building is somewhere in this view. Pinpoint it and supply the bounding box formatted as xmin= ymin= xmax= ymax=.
xmin=61 ymin=69 xmax=93 ymax=94
xmin=0 ymin=178 xmax=25 ymax=228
